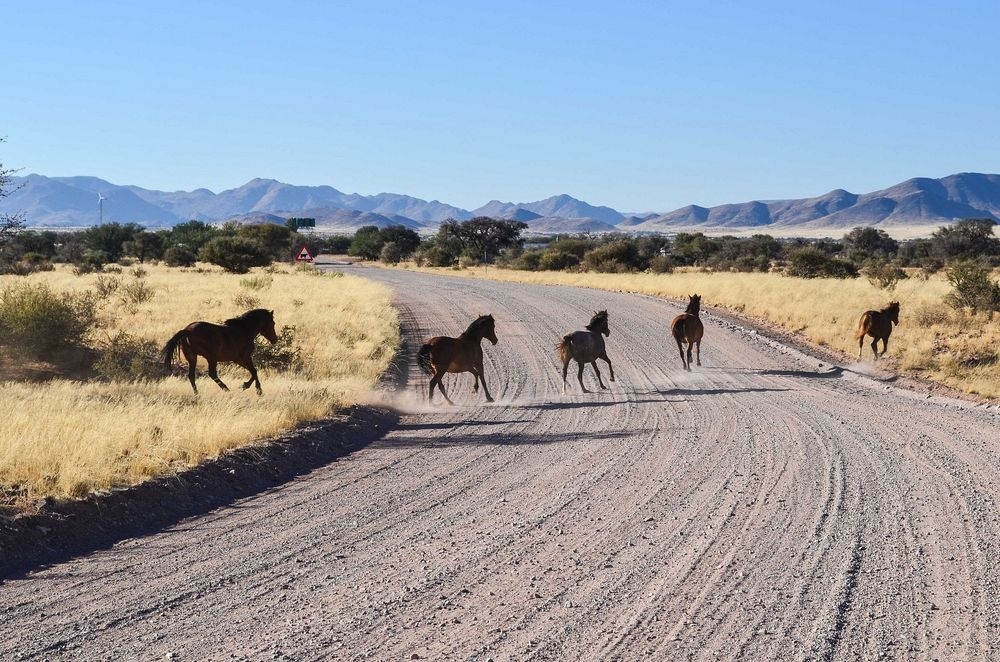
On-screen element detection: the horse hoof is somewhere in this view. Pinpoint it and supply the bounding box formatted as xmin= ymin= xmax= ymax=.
xmin=486 ymin=397 xmax=495 ymax=403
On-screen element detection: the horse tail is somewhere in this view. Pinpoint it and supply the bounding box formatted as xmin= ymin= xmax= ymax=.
xmin=855 ymin=312 xmax=873 ymax=340
xmin=672 ymin=316 xmax=687 ymax=342
xmin=161 ymin=329 xmax=187 ymax=368
xmin=556 ymin=335 xmax=573 ymax=364
xmin=417 ymin=343 xmax=434 ymax=375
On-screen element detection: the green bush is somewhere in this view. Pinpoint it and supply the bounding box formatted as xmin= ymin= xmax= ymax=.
xmin=0 ymin=282 xmax=97 ymax=355
xmin=164 ymin=245 xmax=197 ymax=267
xmin=583 ymin=240 xmax=642 ymax=272
xmin=380 ymin=241 xmax=402 ymax=264
xmin=863 ymin=261 xmax=908 ymax=290
xmin=538 ymin=250 xmax=580 ymax=271
xmin=786 ymin=247 xmax=859 ymax=279
xmin=93 ymin=331 xmax=161 ymax=382
xmin=198 ymin=236 xmax=272 ymax=274
xmin=253 ymin=325 xmax=303 ymax=371
xmin=945 ymin=261 xmax=1000 ymax=312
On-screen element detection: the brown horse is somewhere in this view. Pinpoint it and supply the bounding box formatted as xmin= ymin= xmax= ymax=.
xmin=671 ymin=294 xmax=704 ymax=372
xmin=161 ymin=308 xmax=278 ymax=395
xmin=557 ymin=310 xmax=614 ymax=393
xmin=856 ymin=301 xmax=900 ymax=359
xmin=417 ymin=314 xmax=498 ymax=404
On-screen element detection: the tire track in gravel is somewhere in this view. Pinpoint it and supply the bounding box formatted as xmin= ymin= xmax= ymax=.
xmin=2 ymin=264 xmax=1000 ymax=661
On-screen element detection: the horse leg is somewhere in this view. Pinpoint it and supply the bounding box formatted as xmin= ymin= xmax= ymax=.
xmin=431 ymin=370 xmax=454 ymax=405
xmin=685 ymin=343 xmax=693 ymax=372
xmin=472 ymin=372 xmax=480 ymax=393
xmin=870 ymin=338 xmax=879 ymax=360
xmin=181 ymin=346 xmax=198 ymax=394
xmin=207 ymin=360 xmax=229 ymax=391
xmin=695 ymin=339 xmax=702 ymax=366
xmin=858 ymin=335 xmax=864 ymax=359
xmin=576 ymin=361 xmax=590 ymax=393
xmin=475 ymin=358 xmax=494 ymax=402
xmin=562 ymin=356 xmax=571 ymax=393
xmin=880 ymin=336 xmax=889 ymax=358
xmin=599 ymin=351 xmax=615 ymax=382
xmin=239 ymin=358 xmax=262 ymax=395
xmin=591 ymin=361 xmax=607 ymax=389
xmin=675 ymin=335 xmax=688 ymax=371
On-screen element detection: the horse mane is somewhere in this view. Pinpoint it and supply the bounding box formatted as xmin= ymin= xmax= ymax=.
xmin=224 ymin=308 xmax=273 ymax=328
xmin=460 ymin=314 xmax=494 ymax=339
xmin=585 ymin=310 xmax=608 ymax=331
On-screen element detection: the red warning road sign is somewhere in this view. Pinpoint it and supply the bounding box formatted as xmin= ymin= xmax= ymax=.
xmin=295 ymin=245 xmax=314 ymax=262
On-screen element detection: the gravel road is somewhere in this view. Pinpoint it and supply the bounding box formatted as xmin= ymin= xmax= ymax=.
xmin=3 ymin=265 xmax=1000 ymax=661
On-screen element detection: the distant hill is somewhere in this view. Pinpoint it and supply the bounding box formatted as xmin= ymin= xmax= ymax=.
xmin=3 ymin=172 xmax=999 ymax=236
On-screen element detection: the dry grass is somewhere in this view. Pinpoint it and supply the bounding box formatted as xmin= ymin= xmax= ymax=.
xmin=0 ymin=263 xmax=398 ymax=507
xmin=401 ymin=264 xmax=1000 ymax=399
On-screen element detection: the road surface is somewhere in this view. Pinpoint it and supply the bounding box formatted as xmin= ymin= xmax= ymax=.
xmin=3 ymin=265 xmax=1000 ymax=661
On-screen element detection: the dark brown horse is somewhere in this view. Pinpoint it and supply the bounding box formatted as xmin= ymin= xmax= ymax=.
xmin=856 ymin=301 xmax=900 ymax=359
xmin=161 ymin=308 xmax=278 ymax=395
xmin=557 ymin=310 xmax=614 ymax=393
xmin=417 ymin=314 xmax=498 ymax=404
xmin=671 ymin=294 xmax=704 ymax=372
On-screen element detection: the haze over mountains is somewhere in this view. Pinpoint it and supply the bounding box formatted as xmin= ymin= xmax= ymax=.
xmin=5 ymin=172 xmax=1000 ymax=237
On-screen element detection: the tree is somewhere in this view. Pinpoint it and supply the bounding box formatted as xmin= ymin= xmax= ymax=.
xmin=1 ymin=139 xmax=26 ymax=245
xmin=198 ymin=236 xmax=271 ymax=273
xmin=930 ymin=218 xmax=1000 ymax=262
xmin=81 ymin=222 xmax=143 ymax=263
xmin=843 ymin=227 xmax=899 ymax=262
xmin=378 ymin=225 xmax=421 ymax=257
xmin=122 ymin=231 xmax=165 ymax=263
xmin=438 ymin=217 xmax=527 ymax=263
xmin=167 ymin=220 xmax=220 ymax=253
xmin=348 ymin=225 xmax=385 ymax=260
xmin=236 ymin=222 xmax=292 ymax=261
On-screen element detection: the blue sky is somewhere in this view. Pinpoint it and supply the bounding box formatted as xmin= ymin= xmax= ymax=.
xmin=3 ymin=1 xmax=999 ymax=212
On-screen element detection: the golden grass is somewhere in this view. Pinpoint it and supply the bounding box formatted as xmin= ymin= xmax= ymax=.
xmin=0 ymin=263 xmax=398 ymax=506
xmin=401 ymin=264 xmax=1000 ymax=399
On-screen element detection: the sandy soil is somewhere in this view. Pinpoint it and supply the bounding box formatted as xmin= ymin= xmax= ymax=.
xmin=3 ymin=264 xmax=1000 ymax=661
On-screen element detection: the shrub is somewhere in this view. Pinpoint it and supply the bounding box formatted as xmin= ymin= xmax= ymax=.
xmin=863 ymin=261 xmax=908 ymax=290
xmin=583 ymin=240 xmax=642 ymax=272
xmin=786 ymin=247 xmax=859 ymax=279
xmin=119 ymin=277 xmax=156 ymax=310
xmin=253 ymin=325 xmax=303 ymax=371
xmin=94 ymin=274 xmax=122 ymax=299
xmin=164 ymin=245 xmax=197 ymax=267
xmin=0 ymin=282 xmax=97 ymax=355
xmin=93 ymin=331 xmax=161 ymax=382
xmin=199 ymin=236 xmax=272 ymax=273
xmin=538 ymin=250 xmax=580 ymax=271
xmin=648 ymin=254 xmax=675 ymax=274
xmin=945 ymin=261 xmax=1000 ymax=313
xmin=232 ymin=293 xmax=260 ymax=309
xmin=380 ymin=241 xmax=402 ymax=265
xmin=511 ymin=250 xmax=543 ymax=271
xmin=239 ymin=275 xmax=273 ymax=290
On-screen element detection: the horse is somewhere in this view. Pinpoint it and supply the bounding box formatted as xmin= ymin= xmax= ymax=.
xmin=161 ymin=308 xmax=278 ymax=395
xmin=417 ymin=314 xmax=498 ymax=405
xmin=671 ymin=294 xmax=704 ymax=372
xmin=557 ymin=310 xmax=614 ymax=393
xmin=856 ymin=301 xmax=900 ymax=359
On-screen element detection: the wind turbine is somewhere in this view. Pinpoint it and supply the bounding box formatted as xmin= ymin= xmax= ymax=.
xmin=98 ymin=194 xmax=106 ymax=225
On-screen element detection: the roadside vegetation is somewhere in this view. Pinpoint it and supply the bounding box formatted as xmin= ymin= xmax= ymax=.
xmin=0 ymin=263 xmax=398 ymax=510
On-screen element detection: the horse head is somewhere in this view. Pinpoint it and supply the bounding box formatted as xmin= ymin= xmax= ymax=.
xmin=887 ymin=301 xmax=900 ymax=326
xmin=261 ymin=309 xmax=279 ymax=344
xmin=590 ymin=310 xmax=610 ymax=337
xmin=686 ymin=294 xmax=701 ymax=316
xmin=484 ymin=315 xmax=498 ymax=345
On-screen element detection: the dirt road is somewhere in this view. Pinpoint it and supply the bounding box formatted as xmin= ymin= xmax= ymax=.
xmin=3 ymin=265 xmax=1000 ymax=660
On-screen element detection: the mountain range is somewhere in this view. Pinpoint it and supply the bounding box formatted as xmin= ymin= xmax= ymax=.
xmin=4 ymin=172 xmax=1000 ymax=237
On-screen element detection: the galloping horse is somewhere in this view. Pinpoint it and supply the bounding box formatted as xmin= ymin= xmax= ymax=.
xmin=417 ymin=314 xmax=498 ymax=404
xmin=671 ymin=294 xmax=704 ymax=372
xmin=557 ymin=310 xmax=614 ymax=393
xmin=856 ymin=301 xmax=900 ymax=359
xmin=161 ymin=308 xmax=278 ymax=395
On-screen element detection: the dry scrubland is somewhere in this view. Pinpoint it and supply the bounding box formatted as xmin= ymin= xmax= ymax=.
xmin=404 ymin=264 xmax=1000 ymax=399
xmin=0 ymin=264 xmax=398 ymax=507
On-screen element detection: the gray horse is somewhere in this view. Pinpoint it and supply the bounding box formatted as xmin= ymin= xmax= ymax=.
xmin=557 ymin=310 xmax=615 ymax=393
